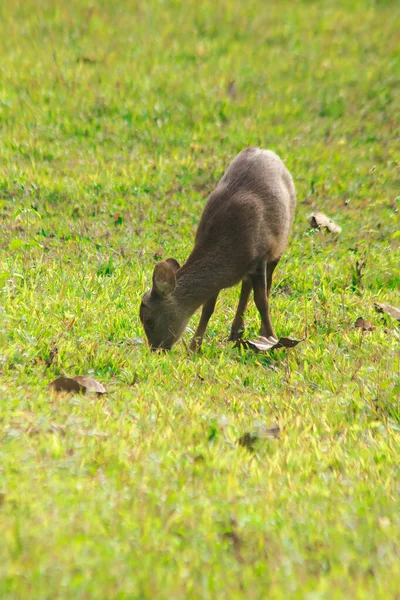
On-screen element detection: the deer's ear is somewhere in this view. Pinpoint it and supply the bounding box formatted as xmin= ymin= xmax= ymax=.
xmin=152 ymin=261 xmax=176 ymax=297
xmin=165 ymin=258 xmax=181 ymax=272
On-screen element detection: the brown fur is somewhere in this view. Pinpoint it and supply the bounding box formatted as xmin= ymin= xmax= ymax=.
xmin=140 ymin=147 xmax=296 ymax=351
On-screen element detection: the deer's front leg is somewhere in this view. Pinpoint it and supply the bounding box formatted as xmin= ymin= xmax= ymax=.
xmin=189 ymin=294 xmax=218 ymax=352
xmin=252 ymin=261 xmax=277 ymax=340
xmin=228 ymin=278 xmax=252 ymax=342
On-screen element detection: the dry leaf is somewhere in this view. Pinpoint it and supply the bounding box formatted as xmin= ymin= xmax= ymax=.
xmin=236 ymin=336 xmax=302 ymax=353
xmin=272 ymin=337 xmax=302 ymax=350
xmin=48 ymin=377 xmax=83 ymax=393
xmin=131 ymin=336 xmax=145 ymax=345
xmin=374 ymin=303 xmax=400 ymax=322
xmin=77 ymin=56 xmax=98 ymax=64
xmin=48 ymin=376 xmax=106 ymax=395
xmin=238 ymin=426 xmax=280 ymax=451
xmin=309 ymin=212 xmax=342 ymax=233
xmin=72 ymin=376 xmax=106 ymax=394
xmin=261 ymin=425 xmax=280 ymax=439
xmin=238 ymin=432 xmax=258 ymax=451
xmin=355 ymin=317 xmax=376 ymax=332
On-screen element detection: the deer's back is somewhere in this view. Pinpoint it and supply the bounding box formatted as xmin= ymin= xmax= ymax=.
xmin=192 ymin=148 xmax=296 ymax=286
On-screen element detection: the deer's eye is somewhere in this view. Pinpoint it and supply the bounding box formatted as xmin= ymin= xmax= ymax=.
xmin=145 ymin=318 xmax=155 ymax=331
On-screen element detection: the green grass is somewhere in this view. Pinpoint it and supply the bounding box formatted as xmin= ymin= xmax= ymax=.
xmin=1 ymin=0 xmax=400 ymax=597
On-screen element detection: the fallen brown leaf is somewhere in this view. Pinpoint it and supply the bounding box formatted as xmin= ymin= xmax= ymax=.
xmin=273 ymin=337 xmax=303 ymax=350
xmin=131 ymin=336 xmax=145 ymax=345
xmin=72 ymin=376 xmax=106 ymax=394
xmin=374 ymin=303 xmax=400 ymax=322
xmin=238 ymin=432 xmax=259 ymax=451
xmin=238 ymin=425 xmax=280 ymax=451
xmin=262 ymin=425 xmax=280 ymax=439
xmin=77 ymin=56 xmax=99 ymax=64
xmin=48 ymin=376 xmax=106 ymax=395
xmin=309 ymin=212 xmax=342 ymax=233
xmin=236 ymin=336 xmax=302 ymax=352
xmin=355 ymin=317 xmax=376 ymax=332
xmin=48 ymin=377 xmax=83 ymax=393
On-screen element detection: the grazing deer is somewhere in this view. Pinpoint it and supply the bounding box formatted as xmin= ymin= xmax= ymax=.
xmin=140 ymin=147 xmax=296 ymax=351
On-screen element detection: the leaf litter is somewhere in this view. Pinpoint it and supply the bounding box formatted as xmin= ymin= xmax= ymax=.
xmin=236 ymin=336 xmax=303 ymax=353
xmin=374 ymin=303 xmax=400 ymax=322
xmin=48 ymin=376 xmax=106 ymax=395
xmin=309 ymin=212 xmax=342 ymax=233
xmin=238 ymin=424 xmax=280 ymax=452
xmin=355 ymin=317 xmax=376 ymax=332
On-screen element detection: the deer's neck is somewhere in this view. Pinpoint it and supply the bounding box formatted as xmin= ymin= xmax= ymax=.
xmin=174 ymin=251 xmax=220 ymax=315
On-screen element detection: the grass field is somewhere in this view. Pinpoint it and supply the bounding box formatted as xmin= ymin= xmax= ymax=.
xmin=1 ymin=0 xmax=400 ymax=597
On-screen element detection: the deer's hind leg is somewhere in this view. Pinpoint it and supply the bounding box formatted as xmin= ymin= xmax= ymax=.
xmin=228 ymin=278 xmax=252 ymax=342
xmin=266 ymin=257 xmax=280 ymax=298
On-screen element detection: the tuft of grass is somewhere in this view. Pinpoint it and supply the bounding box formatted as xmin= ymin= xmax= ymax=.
xmin=1 ymin=0 xmax=399 ymax=597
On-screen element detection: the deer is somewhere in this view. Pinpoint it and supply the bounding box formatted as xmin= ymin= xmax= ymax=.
xmin=139 ymin=147 xmax=296 ymax=352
